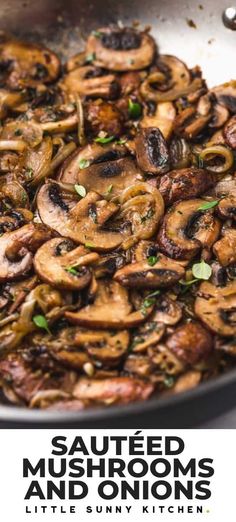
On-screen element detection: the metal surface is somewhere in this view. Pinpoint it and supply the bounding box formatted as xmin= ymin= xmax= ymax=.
xmin=0 ymin=0 xmax=236 ymax=427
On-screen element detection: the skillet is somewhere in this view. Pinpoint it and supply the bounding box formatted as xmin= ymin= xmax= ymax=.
xmin=0 ymin=0 xmax=236 ymax=428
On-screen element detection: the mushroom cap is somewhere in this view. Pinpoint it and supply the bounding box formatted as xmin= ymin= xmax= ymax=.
xmin=213 ymin=229 xmax=236 ymax=267
xmin=157 ymin=198 xmax=221 ymax=260
xmin=159 ymin=168 xmax=215 ymax=206
xmin=86 ymin=27 xmax=156 ymax=72
xmin=135 ymin=127 xmax=169 ymax=175
xmin=166 ymin=321 xmax=213 ymax=365
xmin=34 ymin=238 xmax=99 ymax=290
xmin=37 ymin=182 xmax=130 ymax=251
xmin=65 ymin=280 xmax=155 ymax=329
xmin=195 ymin=281 xmax=236 ymax=336
xmin=114 ymin=254 xmax=185 ymax=288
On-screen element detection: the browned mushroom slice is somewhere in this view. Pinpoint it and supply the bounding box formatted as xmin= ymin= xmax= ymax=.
xmin=0 ymin=207 xmax=33 ymax=235
xmin=73 ymin=376 xmax=154 ymax=404
xmin=224 ymin=115 xmax=236 ymax=149
xmin=169 ymin=137 xmax=192 ymax=169
xmin=135 ymin=128 xmax=169 ymax=175
xmin=209 ymin=103 xmax=229 ymax=129
xmin=37 ymin=183 xmax=130 ymax=251
xmin=154 ymin=295 xmax=182 ymax=325
xmin=166 ymin=321 xmax=213 ymax=365
xmin=86 ymin=27 xmax=156 ymax=72
xmin=159 ymin=168 xmax=215 ymax=206
xmin=173 ymin=106 xmax=211 ymax=139
xmin=140 ymin=55 xmax=202 ymax=102
xmin=0 ymin=223 xmax=52 ymax=282
xmin=58 ymin=141 xmax=127 ymax=184
xmin=78 ymin=157 xmax=143 ymax=197
xmin=157 ymin=199 xmax=221 ymax=260
xmin=61 ymin=65 xmax=119 ymax=99
xmin=85 ymin=100 xmax=123 ymax=136
xmin=1 ymin=120 xmax=43 ymax=148
xmin=65 ymin=280 xmax=154 ymax=329
xmin=171 ymin=371 xmax=201 ymax=394
xmin=74 ymin=329 xmax=130 ymax=365
xmin=140 ymin=102 xmax=176 ymax=140
xmin=120 ymin=183 xmax=164 ymax=244
xmin=195 ymin=281 xmax=236 ymax=336
xmin=131 ymin=317 xmax=165 ymax=353
xmin=217 ymin=195 xmax=236 ymax=221
xmin=39 ymin=112 xmax=78 ymax=134
xmin=211 ymin=81 xmax=236 ymax=113
xmin=124 ymin=354 xmax=154 ymax=378
xmin=34 ymin=238 xmax=99 ymax=290
xmin=0 ymin=88 xmax=25 ymax=118
xmin=148 ymin=343 xmax=185 ymax=375
xmin=213 ymin=229 xmax=236 ymax=266
xmin=0 ymin=36 xmax=60 ymax=88
xmin=114 ymin=254 xmax=185 ymax=288
xmin=45 ymin=399 xmax=86 ymax=411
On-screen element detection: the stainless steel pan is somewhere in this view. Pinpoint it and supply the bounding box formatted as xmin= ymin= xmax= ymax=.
xmin=0 ymin=0 xmax=236 ymax=427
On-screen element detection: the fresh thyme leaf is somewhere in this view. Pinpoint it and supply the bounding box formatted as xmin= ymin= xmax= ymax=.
xmin=198 ymin=200 xmax=219 ymax=211
xmin=65 ymin=266 xmax=78 ymax=275
xmin=192 ymin=260 xmax=212 ymax=280
xmin=179 ymin=278 xmax=199 ymax=286
xmin=147 ymin=255 xmax=159 ymax=266
xmin=95 ymin=135 xmax=115 ymax=144
xmin=106 ymin=184 xmax=113 ymax=194
xmin=74 ymin=184 xmax=87 ymax=197
xmin=85 ymin=242 xmax=95 ymax=249
xmin=92 ymin=30 xmax=102 ymax=38
xmin=128 ymin=98 xmax=142 ymax=119
xmin=85 ymin=52 xmax=96 ymax=63
xmin=33 ymin=314 xmax=51 ymax=334
xmin=164 ymin=375 xmax=175 ymax=388
xmin=116 ymin=138 xmax=127 ymax=145
xmin=79 ymin=159 xmax=90 ymax=169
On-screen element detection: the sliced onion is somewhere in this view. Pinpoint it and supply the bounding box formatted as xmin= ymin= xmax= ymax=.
xmin=199 ymin=145 xmax=234 ymax=173
xmin=30 ymin=141 xmax=76 ymax=186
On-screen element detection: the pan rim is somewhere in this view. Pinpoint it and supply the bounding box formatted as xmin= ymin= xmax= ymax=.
xmin=0 ymin=365 xmax=236 ymax=424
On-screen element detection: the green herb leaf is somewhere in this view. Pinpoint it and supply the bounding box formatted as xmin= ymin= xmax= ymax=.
xmin=106 ymin=184 xmax=113 ymax=194
xmin=65 ymin=266 xmax=78 ymax=275
xmin=192 ymin=260 xmax=212 ymax=280
xmin=86 ymin=52 xmax=96 ymax=63
xmin=197 ymin=155 xmax=204 ymax=168
xmin=198 ymin=200 xmax=219 ymax=211
xmin=116 ymin=138 xmax=127 ymax=145
xmin=147 ymin=255 xmax=159 ymax=266
xmin=146 ymin=290 xmax=160 ymax=299
xmin=85 ymin=242 xmax=95 ymax=249
xmin=95 ymin=135 xmax=115 ymax=144
xmin=25 ymin=167 xmax=34 ymax=180
xmin=164 ymin=375 xmax=175 ymax=388
xmin=179 ymin=278 xmax=199 ymax=286
xmin=33 ymin=314 xmax=51 ymax=334
xmin=128 ymin=98 xmax=142 ymax=119
xmin=79 ymin=159 xmax=90 ymax=169
xmin=74 ymin=184 xmax=86 ymax=197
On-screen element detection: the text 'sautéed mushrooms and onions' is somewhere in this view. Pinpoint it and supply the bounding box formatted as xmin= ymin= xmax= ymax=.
xmin=0 ymin=26 xmax=236 ymax=411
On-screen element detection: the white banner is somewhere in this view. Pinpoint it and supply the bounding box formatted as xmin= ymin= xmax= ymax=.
xmin=0 ymin=429 xmax=233 ymax=522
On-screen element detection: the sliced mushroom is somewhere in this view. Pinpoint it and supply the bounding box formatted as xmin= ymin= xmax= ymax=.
xmin=158 ymin=168 xmax=215 ymax=206
xmin=211 ymin=81 xmax=236 ymax=113
xmin=37 ymin=182 xmax=130 ymax=251
xmin=39 ymin=112 xmax=78 ymax=134
xmin=58 ymin=141 xmax=127 ymax=184
xmin=224 ymin=115 xmax=236 ymax=149
xmin=171 ymin=370 xmax=201 ymax=393
xmin=173 ymin=106 xmax=211 ymax=139
xmin=166 ymin=321 xmax=213 ymax=365
xmin=195 ymin=281 xmax=236 ymax=336
xmin=217 ymin=195 xmax=236 ymax=221
xmin=78 ymin=157 xmax=143 ymax=197
xmin=131 ymin=318 xmax=165 ymax=353
xmin=140 ymin=102 xmax=176 ymax=140
xmin=0 ymin=36 xmax=60 ymax=88
xmin=140 ymin=55 xmax=202 ymax=102
xmin=158 ymin=199 xmax=221 ymax=260
xmin=86 ymin=27 xmax=156 ymax=72
xmin=153 ymin=295 xmax=182 ymax=325
xmin=34 ymin=238 xmax=99 ymax=290
xmin=65 ymin=280 xmax=155 ymax=329
xmin=0 ymin=223 xmax=52 ymax=282
xmin=135 ymin=128 xmax=169 ymax=175
xmin=73 ymin=376 xmax=154 ymax=404
xmin=61 ymin=65 xmax=119 ymax=99
xmin=114 ymin=253 xmax=185 ymax=288
xmin=74 ymin=328 xmax=130 ymax=365
xmin=1 ymin=120 xmax=43 ymax=148
xmin=0 ymin=88 xmax=25 ymax=118
xmin=120 ymin=183 xmax=164 ymax=243
xmin=213 ymin=229 xmax=236 ymax=266
xmin=148 ymin=343 xmax=185 ymax=375
xmin=169 ymin=137 xmax=192 ymax=169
